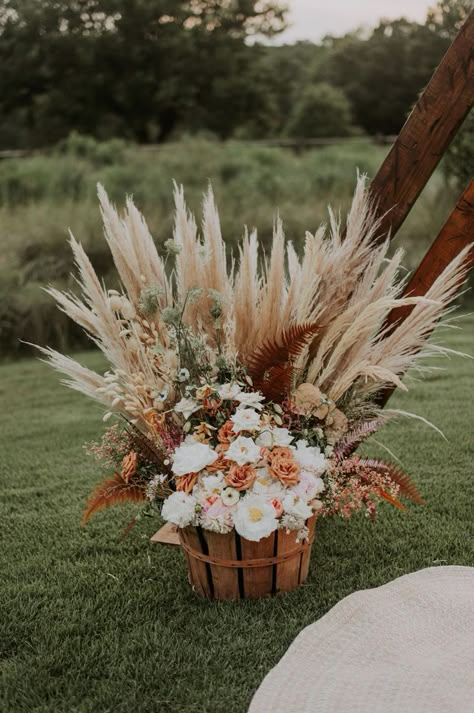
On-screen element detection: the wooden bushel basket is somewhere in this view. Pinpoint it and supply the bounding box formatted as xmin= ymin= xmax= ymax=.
xmin=179 ymin=515 xmax=317 ymax=600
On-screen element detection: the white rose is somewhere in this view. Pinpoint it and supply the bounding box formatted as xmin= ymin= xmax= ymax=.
xmin=225 ymin=436 xmax=261 ymax=466
xmin=174 ymin=397 xmax=200 ymax=420
xmin=294 ymin=441 xmax=328 ymax=475
xmin=235 ymin=391 xmax=265 ymax=411
xmin=199 ymin=473 xmax=225 ymax=495
xmin=231 ymin=408 xmax=261 ymax=433
xmin=218 ymin=383 xmax=242 ymax=400
xmin=291 ymin=471 xmax=325 ymax=502
xmin=255 ymin=427 xmax=293 ymax=447
xmin=252 ymin=467 xmax=286 ymax=498
xmin=255 ymin=429 xmax=274 ymax=448
xmin=172 ymin=442 xmax=218 ymax=476
xmin=271 ymin=427 xmax=294 ymax=446
xmin=233 ymin=494 xmax=279 ymax=542
xmin=161 ymin=491 xmax=196 ymax=527
xmin=282 ymin=492 xmax=313 ymax=521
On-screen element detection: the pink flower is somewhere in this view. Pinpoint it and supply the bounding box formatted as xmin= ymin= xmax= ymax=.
xmin=271 ymin=498 xmax=284 ymax=517
xmin=201 ymin=494 xmax=220 ymax=512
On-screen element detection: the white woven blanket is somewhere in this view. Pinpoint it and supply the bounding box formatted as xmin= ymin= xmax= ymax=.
xmin=248 ymin=566 xmax=474 ymax=713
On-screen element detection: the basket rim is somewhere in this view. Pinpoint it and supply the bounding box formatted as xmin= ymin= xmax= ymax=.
xmin=179 ymin=525 xmax=316 ymax=569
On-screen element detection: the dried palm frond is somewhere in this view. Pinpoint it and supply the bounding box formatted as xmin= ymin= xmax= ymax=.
xmin=82 ymin=472 xmax=146 ymax=525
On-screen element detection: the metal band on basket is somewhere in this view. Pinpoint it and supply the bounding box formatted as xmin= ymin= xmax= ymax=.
xmin=180 ymin=535 xmax=315 ymax=569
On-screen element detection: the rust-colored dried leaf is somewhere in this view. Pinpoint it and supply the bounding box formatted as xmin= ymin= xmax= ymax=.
xmin=82 ymin=472 xmax=146 ymax=525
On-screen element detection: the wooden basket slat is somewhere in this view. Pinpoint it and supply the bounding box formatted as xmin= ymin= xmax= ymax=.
xmin=275 ymin=528 xmax=302 ymax=593
xmin=299 ymin=516 xmax=317 ymax=584
xmin=180 ymin=527 xmax=211 ymax=597
xmin=203 ymin=530 xmax=240 ymax=600
xmin=240 ymin=532 xmax=277 ymax=599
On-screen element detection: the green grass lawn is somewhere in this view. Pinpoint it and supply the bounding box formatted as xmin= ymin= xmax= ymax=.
xmin=1 ymin=319 xmax=474 ymax=713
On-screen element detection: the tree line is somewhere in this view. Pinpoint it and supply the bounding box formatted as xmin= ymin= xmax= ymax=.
xmin=0 ymin=0 xmax=471 ymax=149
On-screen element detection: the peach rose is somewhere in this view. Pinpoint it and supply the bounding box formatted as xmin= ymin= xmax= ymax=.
xmin=265 ymin=446 xmax=293 ymax=464
xmin=175 ymin=472 xmax=198 ymax=494
xmin=205 ymin=451 xmax=228 ymax=474
xmin=224 ymin=464 xmax=257 ymax=491
xmin=121 ymin=451 xmax=138 ymax=483
xmin=267 ymin=447 xmax=300 ymax=486
xmin=292 ymin=383 xmax=324 ymax=416
xmin=217 ymin=420 xmax=235 ymax=448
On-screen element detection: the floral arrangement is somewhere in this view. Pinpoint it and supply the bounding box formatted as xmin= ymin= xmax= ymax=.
xmin=39 ymin=177 xmax=470 ymax=544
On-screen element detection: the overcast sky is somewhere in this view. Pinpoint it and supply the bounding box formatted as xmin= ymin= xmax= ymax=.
xmin=278 ymin=0 xmax=435 ymax=43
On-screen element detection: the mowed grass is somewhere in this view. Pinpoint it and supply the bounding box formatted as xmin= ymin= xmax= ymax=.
xmin=1 ymin=319 xmax=474 ymax=713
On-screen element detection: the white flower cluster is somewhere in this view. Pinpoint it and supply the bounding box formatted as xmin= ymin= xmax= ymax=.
xmin=161 ymin=384 xmax=328 ymax=542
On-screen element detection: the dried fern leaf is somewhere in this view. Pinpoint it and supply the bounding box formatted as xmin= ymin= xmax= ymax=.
xmin=255 ymin=364 xmax=296 ymax=402
xmin=333 ymin=418 xmax=386 ymax=460
xmin=246 ymin=322 xmax=319 ymax=392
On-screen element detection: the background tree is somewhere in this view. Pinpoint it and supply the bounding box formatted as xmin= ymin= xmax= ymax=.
xmin=285 ymin=83 xmax=354 ymax=139
xmin=425 ymin=0 xmax=473 ymax=189
xmin=426 ymin=0 xmax=472 ymax=37
xmin=0 ymin=0 xmax=287 ymax=147
xmin=0 ymin=0 xmax=470 ymax=148
xmin=318 ymin=19 xmax=449 ymax=135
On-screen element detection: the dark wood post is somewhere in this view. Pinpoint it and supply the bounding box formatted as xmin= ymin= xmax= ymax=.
xmin=369 ymin=11 xmax=474 ymax=243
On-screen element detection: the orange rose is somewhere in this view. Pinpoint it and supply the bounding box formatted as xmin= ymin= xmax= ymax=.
xmin=121 ymin=451 xmax=138 ymax=483
xmin=206 ymin=451 xmax=227 ymax=473
xmin=224 ymin=464 xmax=257 ymax=491
xmin=268 ymin=448 xmax=300 ymax=486
xmin=176 ymin=472 xmax=198 ymax=494
xmin=265 ymin=446 xmax=293 ymax=465
xmin=217 ymin=421 xmax=235 ymax=448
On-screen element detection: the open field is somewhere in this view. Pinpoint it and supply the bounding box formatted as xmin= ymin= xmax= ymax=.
xmin=0 ymin=136 xmax=464 ymax=359
xmin=1 ymin=317 xmax=473 ymax=713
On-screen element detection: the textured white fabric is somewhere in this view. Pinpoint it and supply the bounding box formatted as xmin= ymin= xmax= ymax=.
xmin=248 ymin=566 xmax=474 ymax=713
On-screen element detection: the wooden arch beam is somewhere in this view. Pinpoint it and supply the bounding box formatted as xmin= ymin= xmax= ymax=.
xmin=369 ymin=10 xmax=474 ymax=243
xmin=362 ymin=12 xmax=474 ymax=406
xmin=376 ymin=178 xmax=474 ymax=407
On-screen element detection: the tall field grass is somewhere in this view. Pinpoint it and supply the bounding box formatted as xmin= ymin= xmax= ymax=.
xmin=0 ymin=134 xmax=463 ymax=359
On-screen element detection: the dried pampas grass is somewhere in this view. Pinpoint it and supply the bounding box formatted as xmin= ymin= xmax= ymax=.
xmin=40 ymin=175 xmax=471 ymax=432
